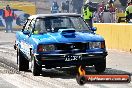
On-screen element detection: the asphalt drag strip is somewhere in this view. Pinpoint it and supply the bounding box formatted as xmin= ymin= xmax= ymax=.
xmin=0 ymin=31 xmax=132 ymax=88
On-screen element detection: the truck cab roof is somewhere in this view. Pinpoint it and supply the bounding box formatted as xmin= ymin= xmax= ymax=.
xmin=28 ymin=13 xmax=81 ymax=19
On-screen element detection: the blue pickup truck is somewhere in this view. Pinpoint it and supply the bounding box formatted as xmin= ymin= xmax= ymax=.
xmin=14 ymin=13 xmax=108 ymax=76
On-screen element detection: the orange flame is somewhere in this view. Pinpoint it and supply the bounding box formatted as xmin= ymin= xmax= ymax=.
xmin=78 ymin=66 xmax=86 ymax=76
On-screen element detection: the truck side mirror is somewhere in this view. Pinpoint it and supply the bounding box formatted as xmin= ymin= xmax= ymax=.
xmin=23 ymin=30 xmax=30 ymax=35
xmin=91 ymin=27 xmax=97 ymax=31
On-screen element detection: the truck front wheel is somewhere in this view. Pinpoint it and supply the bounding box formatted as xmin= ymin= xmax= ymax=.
xmin=17 ymin=49 xmax=29 ymax=71
xmin=31 ymin=56 xmax=42 ymax=76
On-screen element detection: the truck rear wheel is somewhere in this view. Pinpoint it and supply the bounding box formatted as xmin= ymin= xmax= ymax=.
xmin=17 ymin=50 xmax=29 ymax=71
xmin=94 ymin=58 xmax=106 ymax=73
xmin=31 ymin=56 xmax=42 ymax=76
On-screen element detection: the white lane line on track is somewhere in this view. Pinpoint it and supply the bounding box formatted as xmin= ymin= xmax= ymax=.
xmin=23 ymin=73 xmax=65 ymax=88
xmin=0 ymin=45 xmax=14 ymax=50
xmin=0 ymin=71 xmax=64 ymax=88
xmin=52 ymin=78 xmax=101 ymax=88
xmin=0 ymin=74 xmax=33 ymax=88
xmin=36 ymin=79 xmax=64 ymax=88
xmin=84 ymin=84 xmax=99 ymax=88
xmin=0 ymin=74 xmax=54 ymax=88
xmin=0 ymin=50 xmax=9 ymax=53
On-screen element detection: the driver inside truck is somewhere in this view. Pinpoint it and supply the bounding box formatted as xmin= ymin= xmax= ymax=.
xmin=33 ymin=19 xmax=45 ymax=34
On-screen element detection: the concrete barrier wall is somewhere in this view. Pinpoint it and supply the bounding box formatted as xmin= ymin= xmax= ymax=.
xmin=94 ymin=23 xmax=132 ymax=52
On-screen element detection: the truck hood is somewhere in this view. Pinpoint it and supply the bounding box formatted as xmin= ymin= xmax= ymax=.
xmin=32 ymin=32 xmax=104 ymax=44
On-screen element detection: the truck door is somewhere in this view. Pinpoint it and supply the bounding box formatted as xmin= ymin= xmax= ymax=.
xmin=20 ymin=19 xmax=32 ymax=56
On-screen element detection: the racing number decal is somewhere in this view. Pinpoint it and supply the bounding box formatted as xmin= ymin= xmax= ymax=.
xmin=65 ymin=55 xmax=82 ymax=61
xmin=20 ymin=41 xmax=30 ymax=53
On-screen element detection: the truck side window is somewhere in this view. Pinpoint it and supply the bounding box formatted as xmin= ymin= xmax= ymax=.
xmin=33 ymin=19 xmax=46 ymax=34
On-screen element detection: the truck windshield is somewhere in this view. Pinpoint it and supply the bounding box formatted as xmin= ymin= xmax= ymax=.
xmin=34 ymin=16 xmax=90 ymax=33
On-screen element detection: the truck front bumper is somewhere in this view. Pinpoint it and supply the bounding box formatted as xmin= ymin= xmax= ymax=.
xmin=35 ymin=52 xmax=108 ymax=67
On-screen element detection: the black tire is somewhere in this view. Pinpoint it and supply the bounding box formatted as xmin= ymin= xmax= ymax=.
xmin=17 ymin=49 xmax=29 ymax=71
xmin=94 ymin=58 xmax=106 ymax=73
xmin=31 ymin=56 xmax=42 ymax=76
